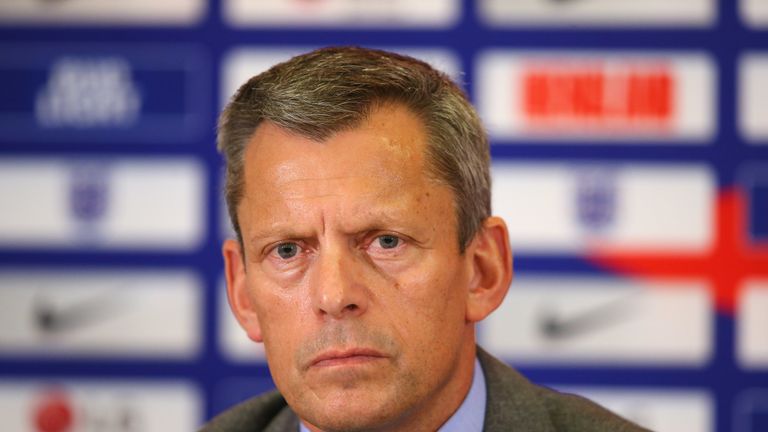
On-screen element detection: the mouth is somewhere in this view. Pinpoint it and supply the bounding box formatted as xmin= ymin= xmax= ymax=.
xmin=310 ymin=348 xmax=388 ymax=368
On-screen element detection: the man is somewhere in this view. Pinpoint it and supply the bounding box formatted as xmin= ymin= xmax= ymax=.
xmin=203 ymin=46 xmax=647 ymax=432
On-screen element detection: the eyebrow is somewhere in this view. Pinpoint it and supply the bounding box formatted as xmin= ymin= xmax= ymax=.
xmin=247 ymin=226 xmax=313 ymax=250
xmin=246 ymin=210 xmax=410 ymax=250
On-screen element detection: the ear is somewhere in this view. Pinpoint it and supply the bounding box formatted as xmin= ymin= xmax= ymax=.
xmin=465 ymin=216 xmax=513 ymax=323
xmin=223 ymin=238 xmax=263 ymax=343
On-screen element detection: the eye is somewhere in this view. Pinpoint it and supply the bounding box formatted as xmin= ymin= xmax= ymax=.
xmin=274 ymin=242 xmax=299 ymax=259
xmin=377 ymin=235 xmax=400 ymax=249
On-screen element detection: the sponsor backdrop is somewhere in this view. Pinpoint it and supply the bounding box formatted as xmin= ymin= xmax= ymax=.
xmin=0 ymin=0 xmax=766 ymax=431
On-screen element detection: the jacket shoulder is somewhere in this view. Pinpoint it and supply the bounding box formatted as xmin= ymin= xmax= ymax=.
xmin=198 ymin=390 xmax=297 ymax=432
xmin=478 ymin=347 xmax=650 ymax=432
xmin=534 ymin=386 xmax=651 ymax=432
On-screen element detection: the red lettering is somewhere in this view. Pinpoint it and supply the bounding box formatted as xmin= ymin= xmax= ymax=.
xmin=522 ymin=66 xmax=674 ymax=128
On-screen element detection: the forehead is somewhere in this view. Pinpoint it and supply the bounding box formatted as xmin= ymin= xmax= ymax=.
xmin=242 ymin=104 xmax=433 ymax=196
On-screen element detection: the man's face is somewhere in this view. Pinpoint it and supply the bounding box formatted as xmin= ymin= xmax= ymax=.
xmin=225 ymin=104 xmax=483 ymax=431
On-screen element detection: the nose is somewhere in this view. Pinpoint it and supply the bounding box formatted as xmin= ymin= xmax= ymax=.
xmin=311 ymin=246 xmax=369 ymax=319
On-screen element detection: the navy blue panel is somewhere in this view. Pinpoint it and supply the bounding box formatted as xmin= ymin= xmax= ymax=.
xmin=750 ymin=182 xmax=768 ymax=242
xmin=753 ymin=414 xmax=768 ymax=432
xmin=0 ymin=45 xmax=209 ymax=144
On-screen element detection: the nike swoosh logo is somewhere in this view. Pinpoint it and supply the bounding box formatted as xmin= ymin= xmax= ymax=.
xmin=34 ymin=292 xmax=124 ymax=334
xmin=539 ymin=294 xmax=635 ymax=340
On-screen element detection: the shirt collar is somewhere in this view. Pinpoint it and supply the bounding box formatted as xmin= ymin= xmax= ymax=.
xmin=438 ymin=357 xmax=486 ymax=432
xmin=298 ymin=357 xmax=486 ymax=432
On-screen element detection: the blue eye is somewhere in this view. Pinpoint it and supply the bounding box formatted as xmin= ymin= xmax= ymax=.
xmin=276 ymin=242 xmax=299 ymax=259
xmin=378 ymin=235 xmax=400 ymax=249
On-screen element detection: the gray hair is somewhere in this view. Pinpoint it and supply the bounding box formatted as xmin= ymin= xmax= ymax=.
xmin=218 ymin=46 xmax=490 ymax=252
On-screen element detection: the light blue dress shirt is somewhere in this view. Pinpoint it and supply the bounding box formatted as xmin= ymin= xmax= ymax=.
xmin=299 ymin=358 xmax=486 ymax=432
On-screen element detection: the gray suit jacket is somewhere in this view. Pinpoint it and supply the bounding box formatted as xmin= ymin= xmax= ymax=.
xmin=200 ymin=348 xmax=649 ymax=432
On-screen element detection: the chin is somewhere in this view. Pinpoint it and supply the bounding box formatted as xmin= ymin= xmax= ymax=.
xmin=304 ymin=413 xmax=395 ymax=432
xmin=298 ymin=392 xmax=405 ymax=432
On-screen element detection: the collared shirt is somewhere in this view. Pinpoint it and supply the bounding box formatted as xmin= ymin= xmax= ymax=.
xmin=299 ymin=358 xmax=486 ymax=432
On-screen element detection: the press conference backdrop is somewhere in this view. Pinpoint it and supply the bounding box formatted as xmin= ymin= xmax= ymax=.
xmin=0 ymin=0 xmax=766 ymax=431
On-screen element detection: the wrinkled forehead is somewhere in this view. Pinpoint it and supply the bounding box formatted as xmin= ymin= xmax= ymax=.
xmin=240 ymin=106 xmax=459 ymax=232
xmin=243 ymin=104 xmax=433 ymax=190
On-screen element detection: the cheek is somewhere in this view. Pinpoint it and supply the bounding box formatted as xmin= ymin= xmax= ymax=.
xmin=257 ymin=299 xmax=303 ymax=340
xmin=247 ymin=276 xmax=310 ymax=349
xmin=254 ymin=295 xmax=308 ymax=390
xmin=390 ymin=260 xmax=468 ymax=336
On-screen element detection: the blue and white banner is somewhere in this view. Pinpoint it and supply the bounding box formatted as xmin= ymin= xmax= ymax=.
xmin=1 ymin=2 xmax=765 ymax=430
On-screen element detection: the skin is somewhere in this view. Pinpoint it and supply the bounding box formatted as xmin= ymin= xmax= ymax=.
xmin=223 ymin=103 xmax=513 ymax=432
